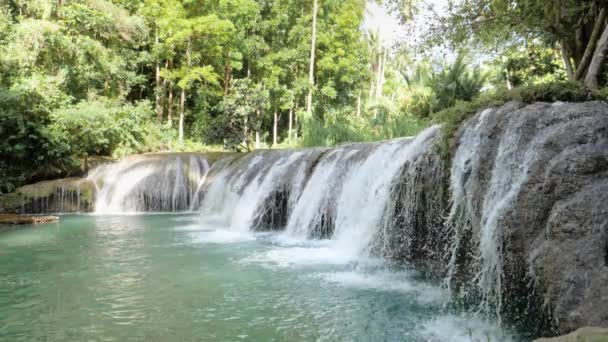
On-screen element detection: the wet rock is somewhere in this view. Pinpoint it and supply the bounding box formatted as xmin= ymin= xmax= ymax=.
xmin=534 ymin=327 xmax=608 ymax=342
xmin=371 ymin=139 xmax=450 ymax=276
xmin=0 ymin=214 xmax=59 ymax=225
xmin=0 ymin=178 xmax=96 ymax=214
xmin=447 ymin=101 xmax=608 ymax=336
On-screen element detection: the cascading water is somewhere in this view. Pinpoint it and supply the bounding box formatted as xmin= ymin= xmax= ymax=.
xmin=5 ymin=101 xmax=604 ymax=339
xmin=199 ymin=149 xmax=328 ymax=231
xmin=196 ymin=125 xmax=442 ymax=262
xmin=332 ymin=126 xmax=440 ymax=258
xmin=445 ymin=103 xmax=535 ymax=319
xmin=284 ymin=146 xmax=374 ymax=239
xmin=88 ymin=153 xmax=210 ymax=213
xmin=443 ymin=101 xmax=608 ymax=336
xmin=14 ymin=178 xmax=95 ymax=214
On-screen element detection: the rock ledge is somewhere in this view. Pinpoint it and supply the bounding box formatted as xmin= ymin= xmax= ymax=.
xmin=0 ymin=214 xmax=59 ymax=225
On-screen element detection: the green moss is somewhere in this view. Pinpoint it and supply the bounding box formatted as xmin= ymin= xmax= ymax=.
xmin=432 ymin=81 xmax=605 ymax=162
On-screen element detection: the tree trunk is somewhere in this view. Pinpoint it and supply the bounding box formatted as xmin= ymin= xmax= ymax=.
xmin=585 ymin=23 xmax=608 ymax=89
xmin=155 ymin=26 xmax=163 ymax=122
xmin=575 ymin=8 xmax=607 ymax=81
xmin=243 ymin=116 xmax=248 ymax=148
xmin=381 ymin=50 xmax=386 ymax=91
xmin=224 ymin=51 xmax=232 ymax=96
xmin=255 ymin=110 xmax=261 ymax=149
xmin=179 ymin=89 xmax=185 ymax=144
xmin=575 ymin=21 xmax=586 ymax=65
xmin=376 ymin=48 xmax=384 ymax=99
xmin=288 ymin=107 xmax=293 ymax=143
xmin=178 ymin=38 xmax=192 ymax=144
xmin=561 ymin=40 xmax=575 ymax=81
xmin=57 ymin=0 xmax=63 ymax=18
xmin=306 ymin=0 xmax=319 ymax=118
xmin=273 ymin=111 xmax=278 ymax=147
xmin=369 ymin=78 xmax=375 ymax=99
xmin=294 ymin=103 xmax=299 ymax=140
xmin=356 ymin=93 xmax=361 ymax=117
xmin=167 ymin=81 xmax=174 ymax=127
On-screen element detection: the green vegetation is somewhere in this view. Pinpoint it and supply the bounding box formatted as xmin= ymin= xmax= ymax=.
xmin=433 ymin=81 xmax=601 ymax=161
xmin=3 ymin=0 xmax=608 ymax=193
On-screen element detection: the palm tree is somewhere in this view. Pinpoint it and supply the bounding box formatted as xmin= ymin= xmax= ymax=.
xmin=400 ymin=54 xmax=486 ymax=117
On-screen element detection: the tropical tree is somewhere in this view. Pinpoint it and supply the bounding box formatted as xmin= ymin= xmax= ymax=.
xmin=409 ymin=0 xmax=608 ymax=89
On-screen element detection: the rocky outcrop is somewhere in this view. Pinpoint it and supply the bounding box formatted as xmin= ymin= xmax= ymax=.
xmin=370 ymin=139 xmax=450 ymax=276
xmin=0 ymin=178 xmax=96 ymax=214
xmin=447 ymin=101 xmax=608 ymax=336
xmin=0 ymin=214 xmax=59 ymax=225
xmin=534 ymin=327 xmax=608 ymax=342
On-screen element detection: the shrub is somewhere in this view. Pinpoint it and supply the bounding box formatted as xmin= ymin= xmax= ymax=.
xmin=433 ymin=81 xmax=602 ymax=161
xmin=50 ymin=98 xmax=158 ymax=160
xmin=0 ymin=76 xmax=73 ymax=193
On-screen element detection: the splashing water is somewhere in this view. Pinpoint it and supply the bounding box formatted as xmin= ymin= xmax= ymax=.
xmin=332 ymin=126 xmax=440 ymax=258
xmin=88 ymin=153 xmax=210 ymax=214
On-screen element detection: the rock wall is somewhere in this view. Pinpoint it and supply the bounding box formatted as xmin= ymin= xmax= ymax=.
xmin=446 ymin=101 xmax=608 ymax=336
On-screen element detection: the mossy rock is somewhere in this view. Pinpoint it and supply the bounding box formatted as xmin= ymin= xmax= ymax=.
xmin=0 ymin=214 xmax=59 ymax=225
xmin=0 ymin=178 xmax=96 ymax=214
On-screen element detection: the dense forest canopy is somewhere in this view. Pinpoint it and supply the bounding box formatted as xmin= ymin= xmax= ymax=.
xmin=2 ymin=0 xmax=608 ymax=193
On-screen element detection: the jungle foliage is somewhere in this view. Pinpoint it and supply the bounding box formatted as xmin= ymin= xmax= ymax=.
xmin=2 ymin=0 xmax=608 ymax=193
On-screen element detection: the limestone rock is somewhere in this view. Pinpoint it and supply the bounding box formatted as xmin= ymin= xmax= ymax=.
xmin=448 ymin=101 xmax=608 ymax=335
xmin=534 ymin=327 xmax=608 ymax=342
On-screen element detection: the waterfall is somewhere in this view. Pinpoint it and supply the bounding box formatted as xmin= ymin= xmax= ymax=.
xmin=88 ymin=153 xmax=210 ymax=213
xmin=5 ymin=101 xmax=604 ymax=337
xmin=199 ymin=149 xmax=328 ymax=231
xmin=15 ymin=178 xmax=95 ymax=214
xmin=284 ymin=145 xmax=374 ymax=239
xmin=196 ymin=125 xmax=442 ymax=263
xmin=443 ymin=101 xmax=608 ymax=335
xmin=332 ymin=126 xmax=440 ymax=258
xmin=445 ymin=103 xmax=536 ymax=318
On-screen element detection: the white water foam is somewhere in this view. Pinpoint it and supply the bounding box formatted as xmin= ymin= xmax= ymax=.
xmin=241 ymin=245 xmax=355 ymax=268
xmin=420 ymin=315 xmax=515 ymax=342
xmin=317 ymin=270 xmax=448 ymax=304
xmin=188 ymin=229 xmax=255 ymax=244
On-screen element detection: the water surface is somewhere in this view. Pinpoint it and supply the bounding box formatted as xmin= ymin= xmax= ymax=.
xmin=0 ymin=215 xmax=513 ymax=341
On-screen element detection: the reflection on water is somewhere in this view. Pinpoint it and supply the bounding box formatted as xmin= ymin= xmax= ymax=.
xmin=0 ymin=215 xmax=516 ymax=341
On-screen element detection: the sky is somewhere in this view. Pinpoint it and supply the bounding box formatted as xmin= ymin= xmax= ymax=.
xmin=362 ymin=2 xmax=405 ymax=49
xmin=363 ymin=0 xmax=458 ymax=61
